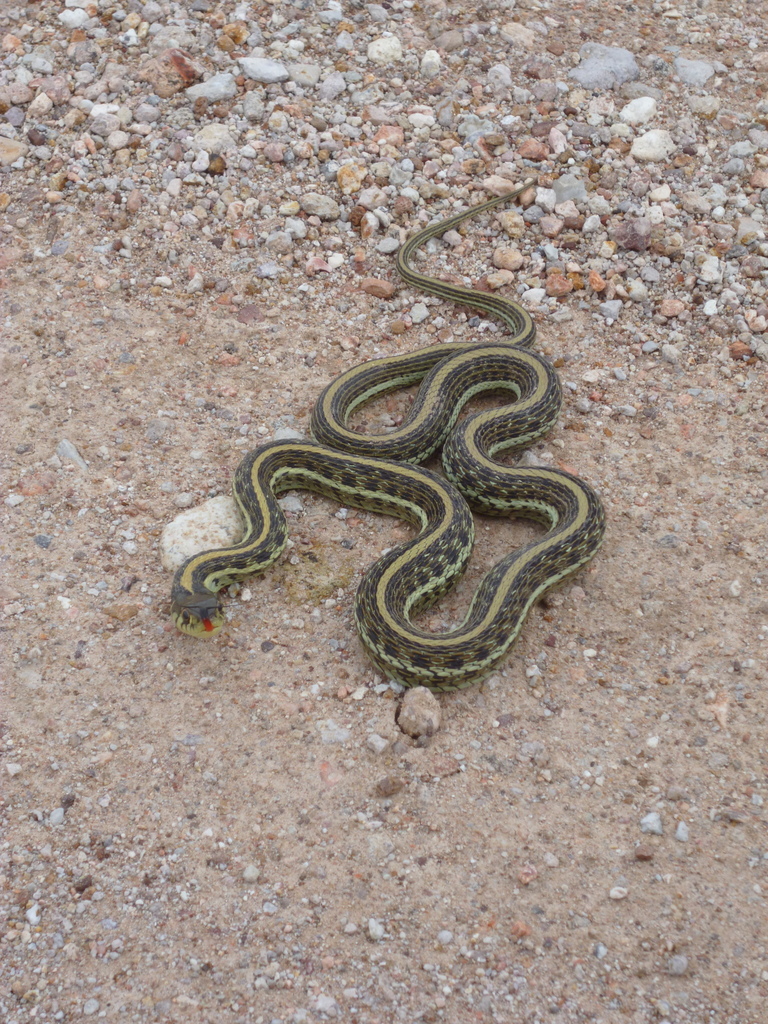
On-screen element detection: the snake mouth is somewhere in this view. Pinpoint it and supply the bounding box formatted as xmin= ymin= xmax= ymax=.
xmin=171 ymin=594 xmax=225 ymax=637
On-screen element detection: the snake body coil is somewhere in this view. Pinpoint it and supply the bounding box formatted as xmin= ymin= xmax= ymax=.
xmin=170 ymin=179 xmax=606 ymax=690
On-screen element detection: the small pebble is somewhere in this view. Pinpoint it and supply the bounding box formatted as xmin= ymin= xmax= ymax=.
xmin=640 ymin=812 xmax=663 ymax=835
xmin=667 ymin=955 xmax=689 ymax=976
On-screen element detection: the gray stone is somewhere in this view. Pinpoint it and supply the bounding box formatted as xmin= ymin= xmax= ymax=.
xmin=243 ymin=92 xmax=265 ymax=121
xmin=570 ymin=43 xmax=639 ymax=89
xmin=599 ymin=300 xmax=623 ymax=320
xmin=186 ymin=73 xmax=237 ymax=102
xmin=320 ymin=720 xmax=351 ymax=744
xmin=630 ymin=129 xmax=676 ymax=162
xmin=56 ymin=439 xmax=89 ymax=472
xmin=668 ymin=955 xmax=689 ymax=976
xmin=458 ymin=113 xmax=496 ymax=140
xmin=553 ymin=173 xmax=587 ymax=204
xmin=674 ymin=57 xmax=714 ymax=88
xmin=487 ymin=64 xmax=513 ymax=91
xmin=318 ymin=71 xmax=346 ymax=101
xmin=300 ymin=192 xmax=340 ymax=220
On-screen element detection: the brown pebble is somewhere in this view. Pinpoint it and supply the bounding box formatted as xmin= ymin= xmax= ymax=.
xmin=634 ymin=844 xmax=654 ymax=861
xmin=729 ymin=340 xmax=752 ymax=360
xmin=659 ymin=298 xmax=686 ymax=318
xmin=375 ymin=776 xmax=405 ymax=797
xmin=588 ymin=269 xmax=607 ymax=292
xmin=545 ymin=273 xmax=573 ymax=297
xmin=360 ymin=277 xmax=395 ymax=299
xmin=102 ymin=603 xmax=140 ymax=622
xmin=518 ymin=138 xmax=549 ymax=161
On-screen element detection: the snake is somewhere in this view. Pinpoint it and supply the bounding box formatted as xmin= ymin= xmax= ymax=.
xmin=170 ymin=178 xmax=606 ymax=690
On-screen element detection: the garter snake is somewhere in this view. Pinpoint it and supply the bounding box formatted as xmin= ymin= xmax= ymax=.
xmin=170 ymin=178 xmax=606 ymax=690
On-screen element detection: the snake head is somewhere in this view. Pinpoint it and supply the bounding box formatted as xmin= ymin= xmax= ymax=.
xmin=171 ymin=592 xmax=225 ymax=637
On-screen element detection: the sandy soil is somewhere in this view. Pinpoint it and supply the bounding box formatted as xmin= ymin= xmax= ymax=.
xmin=1 ymin=1 xmax=767 ymax=1023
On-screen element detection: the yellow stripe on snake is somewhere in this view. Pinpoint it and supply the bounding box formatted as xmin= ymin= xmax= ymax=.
xmin=170 ymin=178 xmax=606 ymax=691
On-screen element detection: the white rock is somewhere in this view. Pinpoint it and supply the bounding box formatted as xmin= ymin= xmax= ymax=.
xmin=367 ymin=918 xmax=385 ymax=941
xmin=194 ymin=124 xmax=236 ymax=154
xmin=56 ymin=439 xmax=89 ymax=472
xmin=630 ymin=129 xmax=676 ymax=162
xmin=314 ymin=995 xmax=340 ymax=1017
xmin=367 ymin=36 xmax=403 ymax=64
xmin=27 ymin=92 xmax=53 ymax=118
xmin=420 ymin=50 xmax=442 ymax=79
xmin=238 ymin=57 xmax=289 ymax=83
xmin=366 ymin=733 xmax=389 ymax=754
xmin=640 ymin=811 xmax=663 ymax=835
xmin=628 ymin=280 xmax=649 ymax=302
xmin=288 ymin=63 xmax=322 ymax=87
xmin=59 ymin=9 xmax=90 ymax=28
xmin=675 ymin=821 xmax=689 ymax=842
xmin=160 ymin=495 xmax=243 ymax=572
xmin=500 ymin=22 xmax=536 ymax=48
xmin=398 ymin=686 xmax=441 ymax=739
xmin=408 ymin=112 xmax=435 ymax=129
xmin=106 ymin=130 xmax=130 ymax=152
xmin=487 ymin=64 xmax=513 ymax=91
xmin=522 ymin=287 xmax=546 ymax=306
xmin=243 ymin=93 xmax=265 ymax=121
xmin=698 ymin=256 xmax=722 ymax=284
xmin=661 ymin=344 xmax=680 ymax=364
xmin=619 ymin=96 xmax=657 ymax=125
xmin=319 ymin=720 xmax=351 ymax=744
xmin=582 ymin=214 xmax=602 ymax=233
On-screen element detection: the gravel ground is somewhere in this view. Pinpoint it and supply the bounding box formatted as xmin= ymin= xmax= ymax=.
xmin=2 ymin=1 xmax=768 ymax=1022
